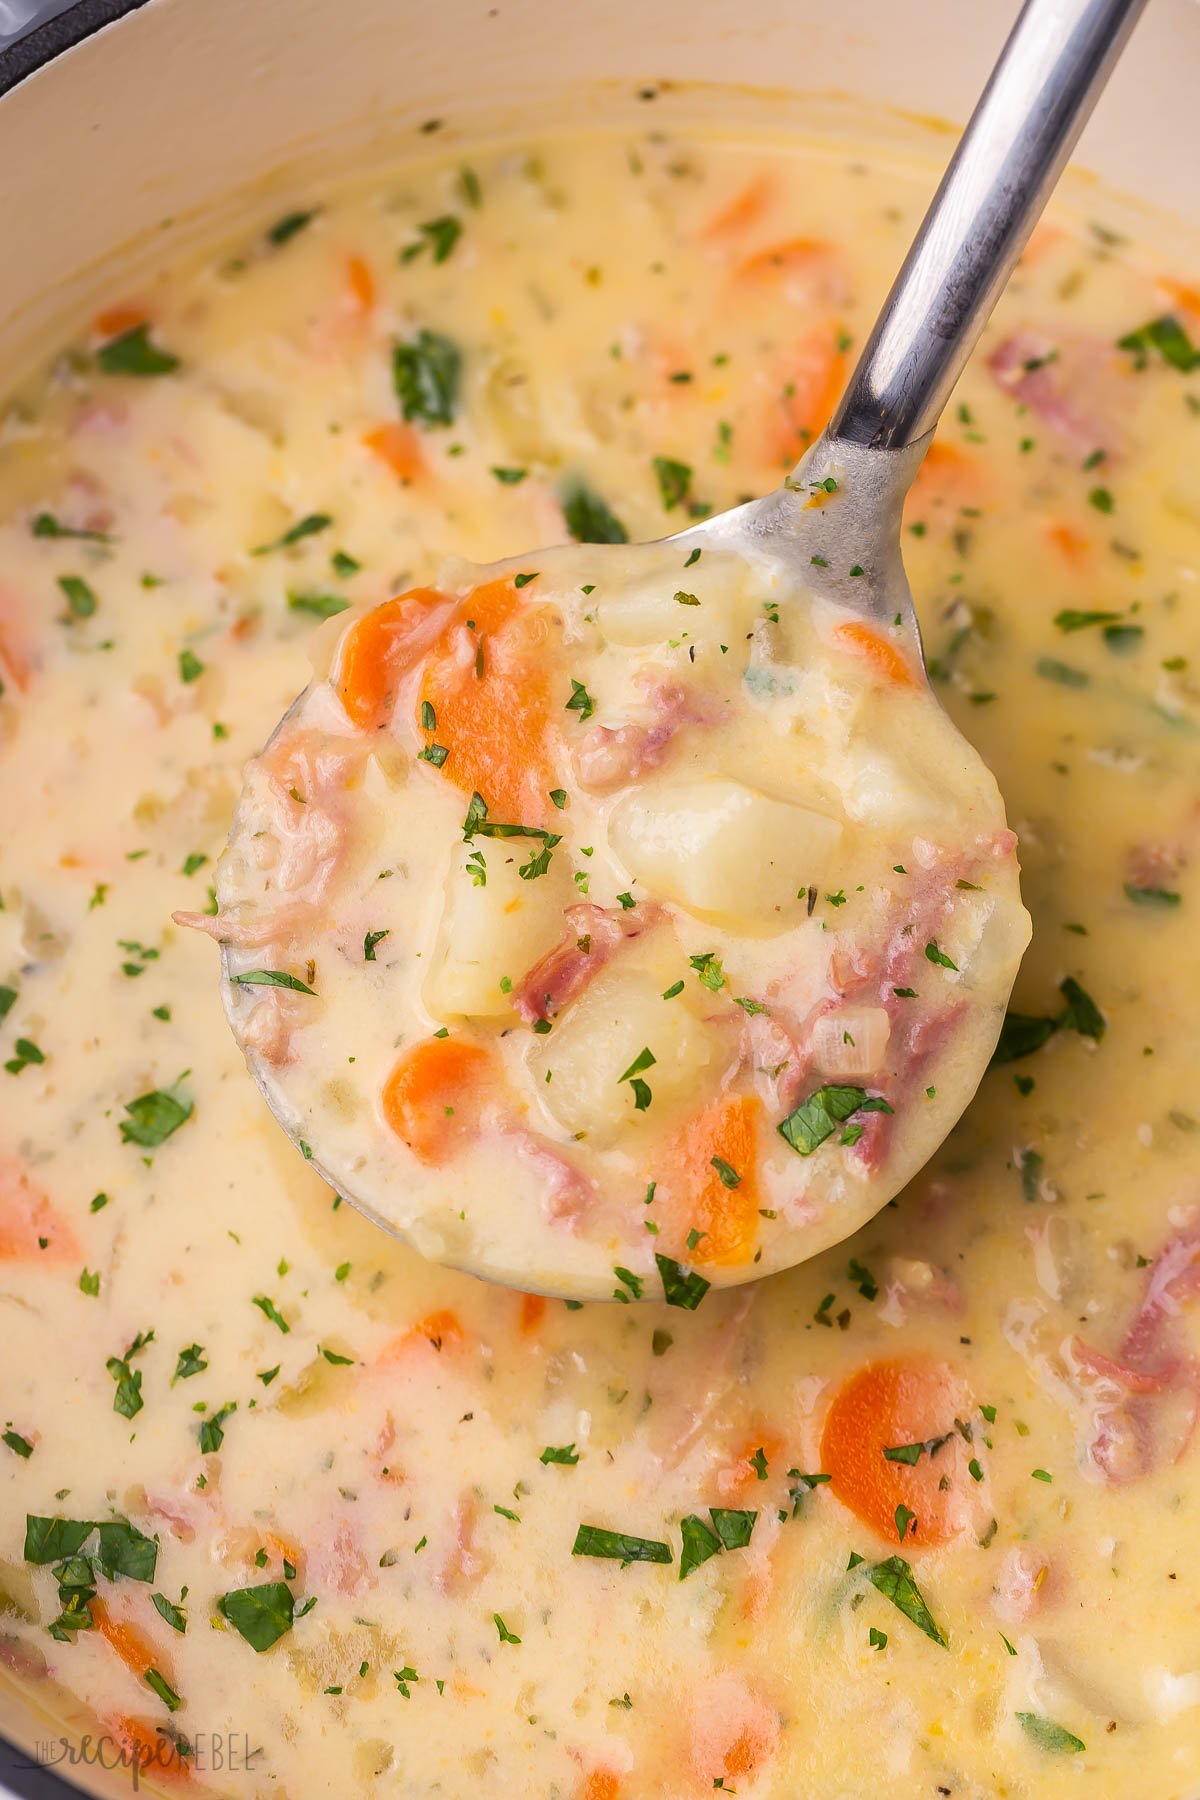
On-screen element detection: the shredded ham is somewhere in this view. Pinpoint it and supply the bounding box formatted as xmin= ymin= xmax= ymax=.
xmin=987 ymin=330 xmax=1126 ymax=456
xmin=435 ymin=1495 xmax=492 ymax=1595
xmin=573 ymin=676 xmax=712 ymax=792
xmin=1073 ymin=1226 xmax=1200 ymax=1482
xmin=175 ymin=725 xmax=365 ymax=953
xmin=513 ymin=902 xmax=658 ymax=1024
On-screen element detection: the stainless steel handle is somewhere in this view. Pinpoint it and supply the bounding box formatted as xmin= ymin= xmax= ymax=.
xmin=829 ymin=0 xmax=1149 ymax=450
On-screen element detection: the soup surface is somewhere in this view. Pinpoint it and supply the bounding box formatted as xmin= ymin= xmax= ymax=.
xmin=1 ymin=124 xmax=1199 ymax=1799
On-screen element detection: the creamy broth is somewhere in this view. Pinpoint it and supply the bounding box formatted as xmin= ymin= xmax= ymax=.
xmin=1 ymin=130 xmax=1199 ymax=1798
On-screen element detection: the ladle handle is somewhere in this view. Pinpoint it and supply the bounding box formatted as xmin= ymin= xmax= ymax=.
xmin=829 ymin=0 xmax=1149 ymax=451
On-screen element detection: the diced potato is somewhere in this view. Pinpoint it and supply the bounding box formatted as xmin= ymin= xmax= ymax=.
xmin=937 ymin=890 xmax=1033 ymax=991
xmin=608 ymin=777 xmax=842 ymax=924
xmin=529 ymin=964 xmax=728 ymax=1144
xmin=596 ymin=553 xmax=751 ymax=647
xmin=423 ymin=845 xmax=569 ymax=1021
xmin=810 ymin=1005 xmax=892 ymax=1077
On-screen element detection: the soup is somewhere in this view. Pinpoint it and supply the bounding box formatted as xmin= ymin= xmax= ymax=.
xmin=1 ymin=127 xmax=1198 ymax=1797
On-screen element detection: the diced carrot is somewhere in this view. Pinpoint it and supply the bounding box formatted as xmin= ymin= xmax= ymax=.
xmin=104 ymin=1715 xmax=191 ymax=1783
xmin=830 ymin=620 xmax=918 ymax=688
xmin=734 ymin=237 xmax=837 ymax=284
xmin=716 ymin=1430 xmax=783 ymax=1501
xmin=417 ymin=578 xmax=560 ymax=826
xmin=381 ymin=1037 xmax=494 ymax=1164
xmin=1159 ymin=277 xmax=1200 ymax=317
xmin=91 ymin=1599 xmax=159 ymax=1677
xmin=765 ymin=328 xmax=847 ymax=467
xmin=666 ymin=1096 xmax=762 ymax=1266
xmin=363 ymin=421 xmax=425 ymax=484
xmin=260 ymin=1530 xmax=303 ymax=1574
xmin=1046 ymin=521 xmax=1090 ymax=568
xmin=820 ymin=1356 xmax=971 ymax=1547
xmin=581 ymin=1773 xmax=621 ymax=1800
xmin=0 ymin=1161 xmax=80 ymax=1261
xmin=701 ymin=174 xmax=774 ymax=241
xmin=518 ymin=1292 xmax=548 ymax=1333
xmin=688 ymin=1672 xmax=779 ymax=1784
xmin=1017 ymin=223 xmax=1066 ymax=268
xmin=347 ymin=254 xmax=376 ymax=311
xmin=92 ymin=304 xmax=147 ymax=340
xmin=0 ymin=586 xmax=34 ymax=694
xmin=334 ymin=586 xmax=452 ymax=731
xmin=377 ymin=1309 xmax=466 ymax=1365
xmin=906 ymin=438 xmax=984 ymax=514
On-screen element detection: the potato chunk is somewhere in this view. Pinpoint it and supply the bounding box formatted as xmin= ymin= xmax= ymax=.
xmin=423 ymin=845 xmax=569 ymax=1021
xmin=608 ymin=778 xmax=843 ymax=924
xmin=810 ymin=1006 xmax=892 ymax=1078
xmin=529 ymin=964 xmax=728 ymax=1144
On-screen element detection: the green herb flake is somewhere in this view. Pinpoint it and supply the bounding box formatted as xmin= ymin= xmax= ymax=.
xmin=1015 ymin=1712 xmax=1085 ymax=1754
xmin=97 ymin=324 xmax=180 ymax=377
xmin=119 ymin=1081 xmax=193 ymax=1147
xmin=652 ymin=455 xmax=692 ymax=511
xmin=58 ymin=575 xmax=98 ymax=620
xmin=679 ymin=1514 xmax=722 ymax=1579
xmin=656 ymin=1253 xmax=710 ymax=1310
xmin=540 ymin=1443 xmax=580 ymax=1465
xmin=392 ymin=330 xmax=461 ymax=427
xmin=862 ymin=1554 xmax=948 ymax=1647
xmin=252 ymin=1295 xmax=290 ymax=1334
xmin=217 ymin=1580 xmax=295 ymax=1652
xmin=287 ymin=590 xmax=350 ymax=620
xmin=572 ymin=1525 xmax=672 ymax=1565
xmin=252 ymin=513 xmax=333 ymax=556
xmin=229 ymin=969 xmax=317 ymax=995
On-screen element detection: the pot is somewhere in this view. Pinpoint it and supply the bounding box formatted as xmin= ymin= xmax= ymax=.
xmin=1 ymin=0 xmax=1198 ymax=1792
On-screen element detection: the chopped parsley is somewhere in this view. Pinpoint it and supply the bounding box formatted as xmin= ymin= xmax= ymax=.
xmin=252 ymin=513 xmax=333 ymax=556
xmin=119 ymin=1080 xmax=193 ymax=1147
xmin=392 ymin=329 xmax=461 ymax=427
xmin=652 ymin=455 xmax=692 ymax=510
xmin=572 ymin=1525 xmax=672 ymax=1565
xmin=97 ymin=324 xmax=180 ymax=376
xmin=217 ymin=1581 xmax=296 ymax=1652
xmin=229 ymin=969 xmax=317 ymax=995
xmin=777 ymin=1085 xmax=892 ymax=1157
xmin=655 ymin=1253 xmax=710 ymax=1310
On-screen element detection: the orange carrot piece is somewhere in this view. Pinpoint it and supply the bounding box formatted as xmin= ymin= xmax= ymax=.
xmin=91 ymin=1599 xmax=160 ymax=1677
xmin=1046 ymin=521 xmax=1090 ymax=568
xmin=363 ymin=421 xmax=424 ymax=484
xmin=734 ymin=237 xmax=836 ymax=283
xmin=518 ymin=1292 xmax=548 ymax=1333
xmin=581 ymin=1774 xmax=621 ymax=1800
xmin=667 ymin=1096 xmax=762 ymax=1266
xmin=418 ymin=578 xmax=560 ymax=826
xmin=717 ymin=1429 xmax=783 ymax=1501
xmin=0 ymin=1161 xmax=80 ymax=1261
xmin=379 ymin=1309 xmax=466 ymax=1363
xmin=820 ymin=1356 xmax=971 ymax=1547
xmin=334 ymin=586 xmax=451 ymax=731
xmin=347 ymin=254 xmax=376 ymax=311
xmin=701 ymin=175 xmax=774 ymax=241
xmin=104 ymin=1716 xmax=191 ymax=1783
xmin=92 ymin=304 xmax=147 ymax=340
xmin=830 ymin=620 xmax=918 ymax=688
xmin=1159 ymin=276 xmax=1200 ymax=316
xmin=381 ymin=1037 xmax=493 ymax=1164
xmin=766 ymin=329 xmax=846 ymax=466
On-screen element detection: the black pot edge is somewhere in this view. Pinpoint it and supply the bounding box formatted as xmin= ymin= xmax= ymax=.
xmin=0 ymin=0 xmax=151 ymax=99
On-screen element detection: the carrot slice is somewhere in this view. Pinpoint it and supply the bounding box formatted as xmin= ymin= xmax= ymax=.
xmin=381 ymin=1037 xmax=493 ymax=1164
xmin=765 ymin=329 xmax=846 ymax=466
xmin=830 ymin=620 xmax=917 ymax=688
xmin=378 ymin=1309 xmax=466 ymax=1363
xmin=0 ymin=1161 xmax=80 ymax=1261
xmin=1159 ymin=276 xmax=1200 ymax=316
xmin=518 ymin=1292 xmax=548 ymax=1333
xmin=91 ymin=1599 xmax=160 ymax=1676
xmin=334 ymin=587 xmax=451 ymax=731
xmin=701 ymin=174 xmax=774 ymax=241
xmin=580 ymin=1774 xmax=621 ymax=1800
xmin=1046 ymin=521 xmax=1090 ymax=568
xmin=104 ymin=1716 xmax=191 ymax=1783
xmin=418 ymin=578 xmax=560 ymax=826
xmin=666 ymin=1096 xmax=762 ymax=1266
xmin=820 ymin=1356 xmax=971 ymax=1547
xmin=734 ymin=237 xmax=837 ymax=284
xmin=92 ymin=304 xmax=147 ymax=340
xmin=363 ymin=421 xmax=424 ymax=483
xmin=347 ymin=254 xmax=376 ymax=311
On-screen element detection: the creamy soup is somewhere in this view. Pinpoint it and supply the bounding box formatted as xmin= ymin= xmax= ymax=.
xmin=1 ymin=127 xmax=1199 ymax=1799
xmin=192 ymin=528 xmax=1027 ymax=1297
